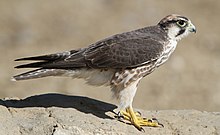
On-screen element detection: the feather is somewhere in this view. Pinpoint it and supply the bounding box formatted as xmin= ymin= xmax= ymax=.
xmin=14 ymin=26 xmax=167 ymax=70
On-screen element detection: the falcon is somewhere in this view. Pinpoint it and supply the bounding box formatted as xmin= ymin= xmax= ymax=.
xmin=12 ymin=14 xmax=196 ymax=131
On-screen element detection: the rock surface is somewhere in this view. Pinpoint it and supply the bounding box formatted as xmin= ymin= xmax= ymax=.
xmin=0 ymin=93 xmax=220 ymax=135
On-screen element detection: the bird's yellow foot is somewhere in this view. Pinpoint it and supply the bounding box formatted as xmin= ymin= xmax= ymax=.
xmin=117 ymin=107 xmax=163 ymax=131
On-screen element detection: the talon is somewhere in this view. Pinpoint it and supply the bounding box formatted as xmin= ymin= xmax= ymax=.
xmin=117 ymin=115 xmax=124 ymax=120
xmin=147 ymin=119 xmax=153 ymax=123
xmin=151 ymin=118 xmax=159 ymax=123
xmin=136 ymin=111 xmax=141 ymax=116
xmin=142 ymin=117 xmax=147 ymax=120
xmin=140 ymin=127 xmax=145 ymax=132
xmin=152 ymin=118 xmax=158 ymax=121
xmin=117 ymin=107 xmax=163 ymax=131
xmin=151 ymin=118 xmax=164 ymax=127
xmin=158 ymin=122 xmax=164 ymax=127
xmin=115 ymin=112 xmax=124 ymax=120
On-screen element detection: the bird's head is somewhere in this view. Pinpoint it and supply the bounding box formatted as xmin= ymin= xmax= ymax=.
xmin=158 ymin=14 xmax=196 ymax=41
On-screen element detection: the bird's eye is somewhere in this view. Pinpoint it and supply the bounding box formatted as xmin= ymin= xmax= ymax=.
xmin=177 ymin=20 xmax=187 ymax=27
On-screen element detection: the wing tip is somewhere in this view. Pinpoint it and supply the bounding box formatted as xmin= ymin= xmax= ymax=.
xmin=14 ymin=65 xmax=24 ymax=69
xmin=11 ymin=77 xmax=17 ymax=81
xmin=14 ymin=57 xmax=31 ymax=61
xmin=14 ymin=57 xmax=35 ymax=61
xmin=14 ymin=58 xmax=22 ymax=61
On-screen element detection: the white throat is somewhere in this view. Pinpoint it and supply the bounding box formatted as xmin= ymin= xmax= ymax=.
xmin=167 ymin=27 xmax=180 ymax=41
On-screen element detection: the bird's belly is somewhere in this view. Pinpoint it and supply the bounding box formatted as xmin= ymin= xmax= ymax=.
xmin=63 ymin=68 xmax=115 ymax=86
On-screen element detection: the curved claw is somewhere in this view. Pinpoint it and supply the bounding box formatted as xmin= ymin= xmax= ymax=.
xmin=140 ymin=127 xmax=145 ymax=132
xmin=152 ymin=118 xmax=164 ymax=127
xmin=115 ymin=112 xmax=122 ymax=119
xmin=136 ymin=111 xmax=142 ymax=116
xmin=157 ymin=122 xmax=164 ymax=127
xmin=117 ymin=107 xmax=163 ymax=131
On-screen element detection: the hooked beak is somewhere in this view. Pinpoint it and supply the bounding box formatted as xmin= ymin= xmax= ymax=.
xmin=188 ymin=23 xmax=196 ymax=33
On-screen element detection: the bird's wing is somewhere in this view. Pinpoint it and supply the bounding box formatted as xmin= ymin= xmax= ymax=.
xmin=15 ymin=37 xmax=164 ymax=69
xmin=70 ymin=37 xmax=164 ymax=68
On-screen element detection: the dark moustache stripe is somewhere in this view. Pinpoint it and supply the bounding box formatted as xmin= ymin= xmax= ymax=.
xmin=176 ymin=29 xmax=186 ymax=37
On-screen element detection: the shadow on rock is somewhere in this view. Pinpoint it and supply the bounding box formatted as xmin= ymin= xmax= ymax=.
xmin=0 ymin=93 xmax=117 ymax=119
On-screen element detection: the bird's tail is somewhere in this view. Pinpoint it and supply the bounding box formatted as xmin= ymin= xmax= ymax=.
xmin=12 ymin=50 xmax=86 ymax=81
xmin=12 ymin=68 xmax=66 ymax=81
xmin=12 ymin=52 xmax=72 ymax=81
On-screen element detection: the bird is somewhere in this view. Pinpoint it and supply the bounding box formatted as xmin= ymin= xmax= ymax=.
xmin=12 ymin=14 xmax=196 ymax=131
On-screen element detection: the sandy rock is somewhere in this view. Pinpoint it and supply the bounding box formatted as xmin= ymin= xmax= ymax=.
xmin=0 ymin=93 xmax=220 ymax=135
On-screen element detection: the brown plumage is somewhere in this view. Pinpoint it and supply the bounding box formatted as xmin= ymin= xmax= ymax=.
xmin=13 ymin=14 xmax=196 ymax=131
xmin=15 ymin=25 xmax=166 ymax=69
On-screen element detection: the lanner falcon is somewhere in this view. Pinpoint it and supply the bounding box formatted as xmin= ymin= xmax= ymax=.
xmin=13 ymin=14 xmax=196 ymax=131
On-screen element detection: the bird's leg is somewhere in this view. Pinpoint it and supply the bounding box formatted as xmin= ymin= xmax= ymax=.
xmin=118 ymin=106 xmax=163 ymax=131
